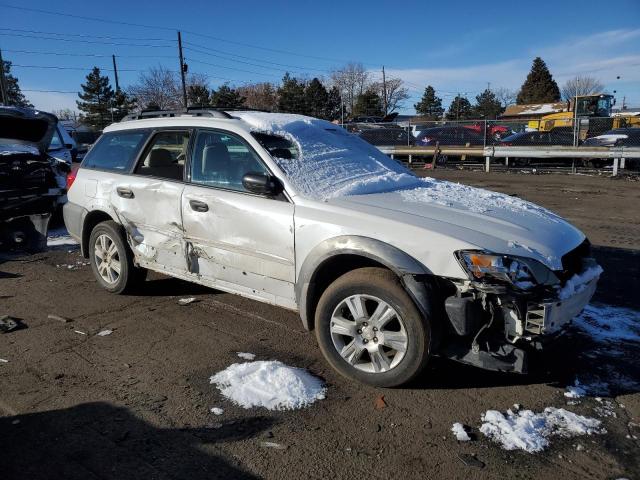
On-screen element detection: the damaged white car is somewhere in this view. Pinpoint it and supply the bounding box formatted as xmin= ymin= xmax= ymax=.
xmin=64 ymin=109 xmax=601 ymax=386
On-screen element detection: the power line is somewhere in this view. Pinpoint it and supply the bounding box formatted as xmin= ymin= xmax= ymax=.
xmin=184 ymin=42 xmax=327 ymax=73
xmin=0 ymin=27 xmax=172 ymax=42
xmin=4 ymin=49 xmax=175 ymax=59
xmin=0 ymin=2 xmax=355 ymax=64
xmin=0 ymin=32 xmax=173 ymax=48
xmin=12 ymin=63 xmax=146 ymax=72
xmin=185 ymin=58 xmax=282 ymax=79
xmin=23 ymin=89 xmax=77 ymax=94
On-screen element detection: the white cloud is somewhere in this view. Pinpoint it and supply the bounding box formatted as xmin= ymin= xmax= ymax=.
xmin=24 ymin=90 xmax=78 ymax=113
xmin=381 ymin=29 xmax=640 ymax=108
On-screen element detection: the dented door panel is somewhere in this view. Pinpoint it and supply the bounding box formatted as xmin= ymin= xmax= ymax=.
xmin=181 ymin=185 xmax=296 ymax=308
xmin=108 ymin=176 xmax=185 ymax=270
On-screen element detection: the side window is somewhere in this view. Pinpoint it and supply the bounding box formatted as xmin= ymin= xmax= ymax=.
xmin=135 ymin=131 xmax=190 ymax=181
xmin=190 ymin=130 xmax=268 ymax=192
xmin=48 ymin=128 xmax=63 ymax=150
xmin=83 ymin=131 xmax=148 ymax=171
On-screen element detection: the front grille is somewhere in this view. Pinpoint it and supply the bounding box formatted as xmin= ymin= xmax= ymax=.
xmin=555 ymin=239 xmax=591 ymax=283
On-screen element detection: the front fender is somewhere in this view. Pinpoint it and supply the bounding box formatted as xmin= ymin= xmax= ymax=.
xmin=296 ymin=235 xmax=432 ymax=330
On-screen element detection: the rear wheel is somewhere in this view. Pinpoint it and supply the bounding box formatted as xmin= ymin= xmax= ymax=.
xmin=315 ymin=267 xmax=431 ymax=387
xmin=89 ymin=220 xmax=146 ymax=294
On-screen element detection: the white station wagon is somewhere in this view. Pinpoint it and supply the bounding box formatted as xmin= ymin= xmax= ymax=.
xmin=64 ymin=109 xmax=602 ymax=386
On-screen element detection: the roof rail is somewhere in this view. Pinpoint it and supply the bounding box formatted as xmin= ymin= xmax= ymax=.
xmin=121 ymin=108 xmax=233 ymax=122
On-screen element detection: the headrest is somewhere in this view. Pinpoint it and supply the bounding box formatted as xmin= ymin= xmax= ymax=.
xmin=148 ymin=148 xmax=173 ymax=167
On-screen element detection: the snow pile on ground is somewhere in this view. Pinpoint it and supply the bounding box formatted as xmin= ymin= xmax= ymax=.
xmin=234 ymin=112 xmax=421 ymax=200
xmin=47 ymin=227 xmax=79 ymax=247
xmin=557 ymin=265 xmax=603 ymax=300
xmin=237 ymin=352 xmax=256 ymax=360
xmin=400 ymin=179 xmax=561 ymax=222
xmin=480 ymin=407 xmax=605 ymax=452
xmin=210 ymin=360 xmax=326 ymax=410
xmin=573 ymin=304 xmax=640 ymax=344
xmin=564 ymin=380 xmax=587 ymax=399
xmin=451 ymin=423 xmax=471 ymax=441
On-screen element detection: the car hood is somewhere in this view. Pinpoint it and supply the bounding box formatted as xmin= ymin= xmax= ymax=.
xmin=0 ymin=107 xmax=58 ymax=155
xmin=329 ymin=178 xmax=585 ymax=271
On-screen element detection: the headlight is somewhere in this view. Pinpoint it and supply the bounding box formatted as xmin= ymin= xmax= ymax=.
xmin=456 ymin=251 xmax=537 ymax=290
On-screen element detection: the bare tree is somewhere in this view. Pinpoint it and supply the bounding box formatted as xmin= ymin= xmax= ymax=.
xmin=330 ymin=62 xmax=369 ymax=114
xmin=128 ymin=65 xmax=182 ymax=110
xmin=561 ymin=75 xmax=605 ymax=101
xmin=493 ymin=87 xmax=517 ymax=108
xmin=51 ymin=108 xmax=77 ymax=121
xmin=237 ymin=82 xmax=278 ymax=111
xmin=371 ymin=77 xmax=409 ymax=114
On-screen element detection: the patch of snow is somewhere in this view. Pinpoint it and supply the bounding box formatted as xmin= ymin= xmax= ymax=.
xmin=210 ymin=360 xmax=326 ymax=410
xmin=178 ymin=297 xmax=197 ymax=306
xmin=210 ymin=407 xmax=224 ymax=415
xmin=399 ymin=178 xmax=562 ymax=222
xmin=592 ymin=134 xmax=628 ymax=141
xmin=557 ymin=265 xmax=603 ymax=300
xmin=96 ymin=329 xmax=112 ymax=336
xmin=573 ymin=304 xmax=640 ymax=344
xmin=480 ymin=407 xmax=605 ymax=453
xmin=564 ymin=380 xmax=587 ymax=399
xmin=74 ymin=330 xmax=87 ymax=335
xmin=451 ymin=423 xmax=471 ymax=441
xmin=519 ymin=104 xmax=565 ymax=115
xmin=0 ymin=358 xmax=8 ymax=363
xmin=237 ymin=352 xmax=256 ymax=361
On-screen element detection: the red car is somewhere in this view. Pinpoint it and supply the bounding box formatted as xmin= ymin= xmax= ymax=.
xmin=464 ymin=123 xmax=511 ymax=141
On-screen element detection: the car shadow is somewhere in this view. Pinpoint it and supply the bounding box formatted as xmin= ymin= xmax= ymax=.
xmin=591 ymin=245 xmax=640 ymax=310
xmin=131 ymin=276 xmax=219 ymax=297
xmin=0 ymin=402 xmax=274 ymax=480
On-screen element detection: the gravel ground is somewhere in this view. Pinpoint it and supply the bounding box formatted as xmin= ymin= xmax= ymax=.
xmin=1 ymin=170 xmax=638 ymax=479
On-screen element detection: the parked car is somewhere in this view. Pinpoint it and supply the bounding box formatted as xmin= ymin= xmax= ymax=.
xmin=1 ymin=107 xmax=69 ymax=251
xmin=581 ymin=128 xmax=640 ymax=169
xmin=65 ymin=109 xmax=600 ymax=386
xmin=464 ymin=122 xmax=512 ymax=141
xmin=499 ymin=128 xmax=575 ymax=146
xmin=582 ymin=128 xmax=640 ymax=147
xmin=415 ymin=126 xmax=485 ymax=146
xmin=356 ymin=125 xmax=412 ymax=146
xmin=71 ymin=130 xmax=102 ymax=162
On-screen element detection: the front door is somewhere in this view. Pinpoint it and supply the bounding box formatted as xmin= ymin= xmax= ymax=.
xmin=110 ymin=129 xmax=190 ymax=274
xmin=181 ymin=129 xmax=296 ymax=308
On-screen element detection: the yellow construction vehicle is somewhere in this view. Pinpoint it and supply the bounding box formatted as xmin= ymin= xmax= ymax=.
xmin=528 ymin=94 xmax=640 ymax=139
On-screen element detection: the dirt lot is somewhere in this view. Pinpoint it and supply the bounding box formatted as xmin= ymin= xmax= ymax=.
xmin=1 ymin=170 xmax=639 ymax=479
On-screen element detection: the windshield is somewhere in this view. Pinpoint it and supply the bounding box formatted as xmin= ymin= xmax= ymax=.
xmin=237 ymin=112 xmax=420 ymax=200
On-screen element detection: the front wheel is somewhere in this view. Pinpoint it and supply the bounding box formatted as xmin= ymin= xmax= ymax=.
xmin=89 ymin=220 xmax=146 ymax=294
xmin=315 ymin=267 xmax=431 ymax=387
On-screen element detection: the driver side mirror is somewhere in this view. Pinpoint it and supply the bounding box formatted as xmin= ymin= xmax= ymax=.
xmin=242 ymin=172 xmax=283 ymax=196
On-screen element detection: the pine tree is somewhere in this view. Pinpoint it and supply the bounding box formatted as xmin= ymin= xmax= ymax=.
xmin=304 ymin=78 xmax=328 ymax=119
xmin=447 ymin=95 xmax=473 ymax=120
xmin=353 ymin=89 xmax=384 ymax=117
xmin=210 ymin=84 xmax=245 ymax=108
xmin=324 ymin=86 xmax=342 ymax=121
xmin=188 ymin=84 xmax=211 ymax=107
xmin=414 ymin=85 xmax=443 ymax=119
xmin=277 ymin=73 xmax=307 ymax=114
xmin=516 ymin=57 xmax=560 ymax=104
xmin=1 ymin=60 xmax=32 ymax=107
xmin=473 ymin=89 xmax=503 ymax=119
xmin=112 ymin=90 xmax=137 ymax=122
xmin=76 ymin=67 xmax=115 ymax=130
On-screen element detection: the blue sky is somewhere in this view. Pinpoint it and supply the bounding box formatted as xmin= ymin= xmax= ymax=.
xmin=2 ymin=0 xmax=639 ymax=113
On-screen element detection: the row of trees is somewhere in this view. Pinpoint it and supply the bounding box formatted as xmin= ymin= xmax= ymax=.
xmin=414 ymin=86 xmax=506 ymax=120
xmin=4 ymin=54 xmax=608 ymax=129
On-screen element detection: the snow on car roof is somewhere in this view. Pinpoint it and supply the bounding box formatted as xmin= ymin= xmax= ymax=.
xmin=233 ymin=112 xmax=421 ymax=200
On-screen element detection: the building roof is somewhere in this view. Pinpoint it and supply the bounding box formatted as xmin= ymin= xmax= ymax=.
xmin=501 ymin=102 xmax=568 ymax=118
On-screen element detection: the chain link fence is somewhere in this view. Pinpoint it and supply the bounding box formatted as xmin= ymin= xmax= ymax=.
xmin=344 ymin=117 xmax=640 ymax=148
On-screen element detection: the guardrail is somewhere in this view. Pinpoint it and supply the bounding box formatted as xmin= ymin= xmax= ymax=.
xmin=377 ymin=145 xmax=640 ymax=176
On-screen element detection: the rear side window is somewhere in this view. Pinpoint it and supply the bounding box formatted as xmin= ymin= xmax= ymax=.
xmin=83 ymin=131 xmax=148 ymax=171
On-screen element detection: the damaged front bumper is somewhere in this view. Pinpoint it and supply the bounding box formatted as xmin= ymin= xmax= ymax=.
xmin=438 ymin=261 xmax=600 ymax=374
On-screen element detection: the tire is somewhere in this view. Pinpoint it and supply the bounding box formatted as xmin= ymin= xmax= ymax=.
xmin=315 ymin=267 xmax=431 ymax=387
xmin=88 ymin=220 xmax=146 ymax=294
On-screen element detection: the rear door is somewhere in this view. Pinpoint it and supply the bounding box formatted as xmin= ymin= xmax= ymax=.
xmin=181 ymin=129 xmax=296 ymax=308
xmin=109 ymin=129 xmax=191 ymax=274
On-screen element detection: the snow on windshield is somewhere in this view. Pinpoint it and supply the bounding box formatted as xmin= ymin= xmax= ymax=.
xmin=235 ymin=112 xmax=421 ymax=200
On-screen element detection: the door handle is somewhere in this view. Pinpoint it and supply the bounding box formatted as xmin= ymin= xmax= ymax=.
xmin=116 ymin=187 xmax=134 ymax=199
xmin=189 ymin=199 xmax=209 ymax=212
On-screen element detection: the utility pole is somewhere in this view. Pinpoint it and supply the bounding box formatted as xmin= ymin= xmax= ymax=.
xmin=0 ymin=49 xmax=8 ymax=105
xmin=112 ymin=54 xmax=120 ymax=92
xmin=177 ymin=31 xmax=188 ymax=109
xmin=382 ymin=66 xmax=388 ymax=116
